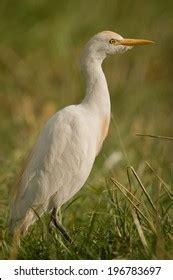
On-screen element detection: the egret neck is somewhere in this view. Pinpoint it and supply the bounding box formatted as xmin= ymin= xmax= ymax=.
xmin=81 ymin=49 xmax=111 ymax=116
xmin=80 ymin=47 xmax=111 ymax=154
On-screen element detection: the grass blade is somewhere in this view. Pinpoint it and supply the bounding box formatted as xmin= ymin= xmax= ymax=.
xmin=145 ymin=162 xmax=173 ymax=198
xmin=131 ymin=209 xmax=150 ymax=255
xmin=136 ymin=133 xmax=173 ymax=141
xmin=127 ymin=167 xmax=156 ymax=211
xmin=111 ymin=177 xmax=156 ymax=234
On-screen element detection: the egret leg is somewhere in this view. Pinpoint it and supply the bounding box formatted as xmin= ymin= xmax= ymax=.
xmin=50 ymin=208 xmax=72 ymax=243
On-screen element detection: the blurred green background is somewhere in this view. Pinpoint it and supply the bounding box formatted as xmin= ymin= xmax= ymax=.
xmin=0 ymin=0 xmax=172 ymax=258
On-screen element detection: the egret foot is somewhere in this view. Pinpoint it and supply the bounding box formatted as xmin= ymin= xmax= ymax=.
xmin=50 ymin=208 xmax=72 ymax=243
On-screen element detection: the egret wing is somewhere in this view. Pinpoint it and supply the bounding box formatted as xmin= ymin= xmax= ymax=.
xmin=11 ymin=105 xmax=92 ymax=221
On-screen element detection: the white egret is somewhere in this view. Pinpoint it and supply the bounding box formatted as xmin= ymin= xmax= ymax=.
xmin=9 ymin=31 xmax=154 ymax=244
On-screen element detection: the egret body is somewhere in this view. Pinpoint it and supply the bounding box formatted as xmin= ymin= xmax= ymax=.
xmin=9 ymin=31 xmax=153 ymax=241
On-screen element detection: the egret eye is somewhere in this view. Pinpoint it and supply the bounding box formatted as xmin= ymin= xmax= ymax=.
xmin=109 ymin=39 xmax=116 ymax=44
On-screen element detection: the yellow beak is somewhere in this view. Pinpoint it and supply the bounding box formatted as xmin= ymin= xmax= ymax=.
xmin=119 ymin=38 xmax=155 ymax=46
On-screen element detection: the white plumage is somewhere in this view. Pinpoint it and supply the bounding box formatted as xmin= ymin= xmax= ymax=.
xmin=9 ymin=31 xmax=153 ymax=238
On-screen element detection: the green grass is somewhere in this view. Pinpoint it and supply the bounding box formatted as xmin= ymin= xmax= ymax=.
xmin=0 ymin=0 xmax=173 ymax=259
xmin=2 ymin=162 xmax=172 ymax=260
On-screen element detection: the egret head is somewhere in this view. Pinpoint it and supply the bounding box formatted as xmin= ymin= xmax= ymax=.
xmin=83 ymin=31 xmax=154 ymax=61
